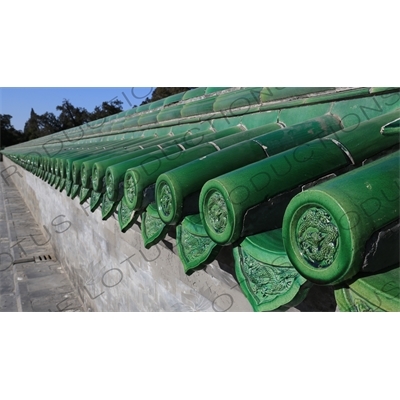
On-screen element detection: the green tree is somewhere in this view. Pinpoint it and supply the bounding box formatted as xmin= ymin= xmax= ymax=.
xmin=1 ymin=114 xmax=26 ymax=148
xmin=56 ymin=99 xmax=91 ymax=129
xmin=22 ymin=98 xmax=124 ymax=140
xmin=23 ymin=108 xmax=61 ymax=141
xmin=90 ymin=99 xmax=124 ymax=121
xmin=23 ymin=108 xmax=41 ymax=140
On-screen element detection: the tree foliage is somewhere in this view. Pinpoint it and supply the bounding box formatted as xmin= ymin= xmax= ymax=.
xmin=56 ymin=100 xmax=91 ymax=130
xmin=91 ymin=99 xmax=124 ymax=120
xmin=1 ymin=114 xmax=25 ymax=148
xmin=23 ymin=108 xmax=62 ymax=141
xmin=3 ymin=88 xmax=193 ymax=148
xmin=22 ymin=98 xmax=124 ymax=142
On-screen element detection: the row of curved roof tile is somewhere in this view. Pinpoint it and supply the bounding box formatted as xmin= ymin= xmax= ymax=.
xmin=2 ymin=87 xmax=399 ymax=311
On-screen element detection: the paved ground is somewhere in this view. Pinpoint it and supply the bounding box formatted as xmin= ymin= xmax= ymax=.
xmin=0 ymin=163 xmax=84 ymax=312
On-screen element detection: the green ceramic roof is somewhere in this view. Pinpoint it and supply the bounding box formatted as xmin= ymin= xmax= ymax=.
xmin=2 ymin=87 xmax=399 ymax=312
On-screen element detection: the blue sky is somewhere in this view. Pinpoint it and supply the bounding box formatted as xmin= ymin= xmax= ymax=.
xmin=0 ymin=87 xmax=155 ymax=131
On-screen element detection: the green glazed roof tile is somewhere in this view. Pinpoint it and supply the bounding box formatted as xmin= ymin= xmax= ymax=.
xmin=157 ymin=104 xmax=185 ymax=122
xmin=331 ymin=94 xmax=400 ymax=129
xmin=369 ymin=87 xmax=399 ymax=94
xmin=335 ymin=287 xmax=384 ymax=312
xmin=283 ymin=149 xmax=400 ymax=285
xmin=233 ymin=230 xmax=310 ymax=312
xmin=213 ymin=88 xmax=263 ymax=113
xmin=135 ymin=103 xmax=152 ymax=113
xmin=148 ymin=98 xmax=167 ymax=110
xmin=257 ymin=88 xmax=371 ymax=113
xmin=104 ymin=114 xmax=119 ymax=123
xmin=118 ymin=197 xmax=140 ymax=232
xmin=123 ymin=115 xmax=140 ymax=129
xmin=170 ymin=124 xmax=196 ymax=135
xmin=211 ymin=116 xmax=242 ymax=131
xmin=163 ymin=92 xmax=186 ymax=106
xmin=241 ymin=110 xmax=279 ymax=130
xmin=151 ymin=126 xmax=170 ymax=137
xmin=278 ymin=103 xmax=332 ymax=126
xmin=260 ymin=87 xmax=334 ymax=103
xmin=3 ymin=87 xmax=399 ymax=313
xmin=141 ymin=202 xmax=168 ymax=248
xmin=125 ymin=107 xmax=138 ymax=116
xmin=138 ymin=111 xmax=160 ymax=126
xmin=176 ymin=214 xmax=221 ymax=274
xmin=335 ymin=263 xmax=400 ymax=312
xmin=181 ymin=97 xmax=216 ymax=117
xmin=100 ymin=123 xmax=113 ymax=134
xmin=114 ymin=109 xmax=134 ymax=119
xmin=182 ymin=87 xmax=206 ymax=100
xmin=110 ymin=120 xmax=126 ymax=132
